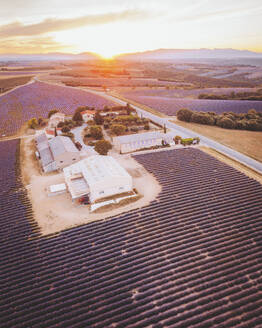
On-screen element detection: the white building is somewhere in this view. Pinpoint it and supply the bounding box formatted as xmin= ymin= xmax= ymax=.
xmin=64 ymin=155 xmax=133 ymax=203
xmin=35 ymin=134 xmax=80 ymax=172
xmin=81 ymin=110 xmax=95 ymax=122
xmin=48 ymin=112 xmax=65 ymax=128
xmin=113 ymin=131 xmax=176 ymax=153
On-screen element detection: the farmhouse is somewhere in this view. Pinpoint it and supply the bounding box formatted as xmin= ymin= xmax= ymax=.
xmin=113 ymin=131 xmax=176 ymax=153
xmin=81 ymin=110 xmax=95 ymax=122
xmin=48 ymin=112 xmax=65 ymax=128
xmin=64 ymin=155 xmax=133 ymax=203
xmin=35 ymin=134 xmax=80 ymax=172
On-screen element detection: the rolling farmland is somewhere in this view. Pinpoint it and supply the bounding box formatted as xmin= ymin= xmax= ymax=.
xmin=0 ymin=81 xmax=116 ymax=136
xmin=1 ymin=144 xmax=262 ymax=328
xmin=120 ymin=89 xmax=262 ymax=116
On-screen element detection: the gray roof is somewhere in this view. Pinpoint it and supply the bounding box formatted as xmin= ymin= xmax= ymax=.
xmin=49 ymin=136 xmax=79 ymax=159
xmin=114 ymin=131 xmax=175 ymax=144
xmin=113 ymin=132 xmax=161 ymax=144
xmin=39 ymin=147 xmax=54 ymax=167
xmin=35 ymin=133 xmax=48 ymax=145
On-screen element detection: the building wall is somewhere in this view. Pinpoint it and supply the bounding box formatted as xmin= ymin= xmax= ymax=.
xmin=54 ymin=152 xmax=81 ymax=170
xmin=120 ymin=137 xmax=163 ymax=153
xmin=82 ymin=114 xmax=93 ymax=122
xmin=89 ymin=176 xmax=133 ymax=203
xmin=43 ymin=161 xmax=57 ymax=173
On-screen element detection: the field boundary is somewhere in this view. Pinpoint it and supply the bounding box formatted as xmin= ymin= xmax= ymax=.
xmin=200 ymin=146 xmax=262 ymax=184
xmin=108 ymin=91 xmax=167 ymax=118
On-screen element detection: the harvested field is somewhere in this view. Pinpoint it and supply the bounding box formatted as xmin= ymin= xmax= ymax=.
xmin=0 ymin=75 xmax=32 ymax=92
xmin=174 ymin=119 xmax=262 ymax=163
xmin=1 ymin=143 xmax=262 ymax=328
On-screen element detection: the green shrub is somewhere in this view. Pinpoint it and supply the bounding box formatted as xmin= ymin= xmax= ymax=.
xmin=216 ymin=117 xmax=235 ymax=129
xmin=93 ymin=111 xmax=104 ymax=125
xmin=72 ymin=111 xmax=83 ymax=122
xmin=57 ymin=121 xmax=65 ymax=128
xmin=191 ymin=112 xmax=215 ymax=125
xmin=176 ymin=108 xmax=193 ymax=122
xmin=111 ymin=124 xmax=126 ymax=136
xmin=94 ymin=139 xmax=112 ymax=155
xmin=61 ymin=126 xmax=70 ymax=133
xmin=27 ymin=118 xmax=38 ymax=129
xmin=235 ymin=120 xmax=247 ymax=130
xmin=131 ymin=127 xmax=139 ymax=132
xmin=90 ymin=125 xmax=103 ymax=139
xmin=246 ymin=119 xmax=262 ymax=131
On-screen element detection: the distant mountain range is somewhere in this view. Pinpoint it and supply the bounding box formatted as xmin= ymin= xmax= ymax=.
xmin=0 ymin=49 xmax=262 ymax=62
xmin=118 ymin=48 xmax=262 ymax=61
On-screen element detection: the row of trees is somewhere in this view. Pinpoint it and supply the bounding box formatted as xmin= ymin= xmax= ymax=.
xmin=199 ymin=90 xmax=262 ymax=101
xmin=177 ymin=108 xmax=262 ymax=131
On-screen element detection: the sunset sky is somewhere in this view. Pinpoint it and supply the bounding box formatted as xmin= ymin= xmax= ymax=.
xmin=0 ymin=0 xmax=262 ymax=58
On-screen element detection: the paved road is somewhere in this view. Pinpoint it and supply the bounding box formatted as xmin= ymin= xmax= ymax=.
xmin=71 ymin=124 xmax=97 ymax=155
xmin=86 ymin=89 xmax=262 ymax=174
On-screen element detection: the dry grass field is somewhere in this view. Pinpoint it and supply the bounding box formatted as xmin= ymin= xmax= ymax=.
xmin=0 ymin=76 xmax=32 ymax=92
xmin=174 ymin=119 xmax=262 ymax=162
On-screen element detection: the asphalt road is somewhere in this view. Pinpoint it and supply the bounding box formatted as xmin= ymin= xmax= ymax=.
xmin=89 ymin=89 xmax=262 ymax=174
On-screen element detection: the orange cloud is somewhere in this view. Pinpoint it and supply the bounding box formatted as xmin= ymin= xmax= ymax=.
xmin=0 ymin=36 xmax=72 ymax=54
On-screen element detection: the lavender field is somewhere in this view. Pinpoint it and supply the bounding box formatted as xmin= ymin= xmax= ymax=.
xmin=0 ymin=81 xmax=116 ymax=136
xmin=120 ymin=90 xmax=262 ymax=116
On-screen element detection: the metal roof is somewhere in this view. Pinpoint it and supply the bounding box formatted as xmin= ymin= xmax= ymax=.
xmin=35 ymin=133 xmax=48 ymax=145
xmin=113 ymin=131 xmax=175 ymax=144
xmin=64 ymin=155 xmax=131 ymax=188
xmin=49 ymin=136 xmax=79 ymax=159
xmin=39 ymin=147 xmax=54 ymax=167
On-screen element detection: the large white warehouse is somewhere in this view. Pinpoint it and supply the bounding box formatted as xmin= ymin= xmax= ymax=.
xmin=64 ymin=155 xmax=133 ymax=203
xmin=113 ymin=131 xmax=176 ymax=154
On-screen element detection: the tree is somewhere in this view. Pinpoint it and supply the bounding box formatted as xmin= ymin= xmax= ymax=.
xmin=191 ymin=112 xmax=215 ymax=125
xmin=111 ymin=124 xmax=126 ymax=136
xmin=48 ymin=109 xmax=59 ymax=118
xmin=94 ymin=140 xmax=112 ymax=155
xmin=75 ymin=106 xmax=90 ymax=114
xmin=144 ymin=123 xmax=150 ymax=130
xmin=90 ymin=125 xmax=103 ymax=139
xmin=163 ymin=124 xmax=167 ymax=133
xmin=27 ymin=118 xmax=38 ymax=129
xmin=72 ymin=111 xmax=83 ymax=122
xmin=126 ymin=103 xmax=132 ymax=115
xmin=61 ymin=126 xmax=70 ymax=133
xmin=217 ymin=117 xmax=235 ymax=129
xmin=57 ymin=121 xmax=65 ymax=128
xmin=38 ymin=117 xmax=43 ymax=125
xmin=176 ymin=108 xmax=193 ymax=122
xmin=93 ymin=111 xmax=104 ymax=125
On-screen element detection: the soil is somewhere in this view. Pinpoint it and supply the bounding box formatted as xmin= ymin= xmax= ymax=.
xmin=21 ymin=137 xmax=161 ymax=236
xmin=174 ymin=119 xmax=262 ymax=163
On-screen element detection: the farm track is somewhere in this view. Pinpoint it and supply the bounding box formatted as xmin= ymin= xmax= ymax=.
xmin=1 ymin=142 xmax=262 ymax=328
